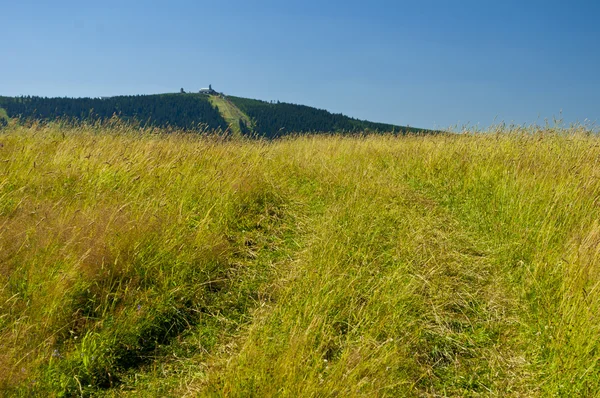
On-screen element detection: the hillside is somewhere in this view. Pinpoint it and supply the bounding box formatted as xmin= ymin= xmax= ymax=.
xmin=0 ymin=94 xmax=228 ymax=131
xmin=228 ymin=96 xmax=428 ymax=137
xmin=1 ymin=123 xmax=599 ymax=397
xmin=0 ymin=93 xmax=429 ymax=136
xmin=207 ymin=95 xmax=254 ymax=136
xmin=0 ymin=107 xmax=8 ymax=127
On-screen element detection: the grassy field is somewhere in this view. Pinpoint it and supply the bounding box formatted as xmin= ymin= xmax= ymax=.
xmin=1 ymin=122 xmax=599 ymax=396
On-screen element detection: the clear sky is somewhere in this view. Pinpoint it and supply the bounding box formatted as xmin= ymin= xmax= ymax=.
xmin=2 ymin=0 xmax=599 ymax=130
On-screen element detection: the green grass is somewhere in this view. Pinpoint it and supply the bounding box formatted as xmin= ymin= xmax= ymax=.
xmin=208 ymin=95 xmax=253 ymax=136
xmin=1 ymin=122 xmax=599 ymax=396
xmin=0 ymin=107 xmax=8 ymax=121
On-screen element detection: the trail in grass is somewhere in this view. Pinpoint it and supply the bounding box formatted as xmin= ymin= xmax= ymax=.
xmin=4 ymin=131 xmax=600 ymax=396
xmin=190 ymin=145 xmax=529 ymax=396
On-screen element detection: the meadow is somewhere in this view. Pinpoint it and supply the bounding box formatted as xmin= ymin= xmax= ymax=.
xmin=0 ymin=121 xmax=599 ymax=396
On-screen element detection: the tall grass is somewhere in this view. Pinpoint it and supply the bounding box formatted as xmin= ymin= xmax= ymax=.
xmin=0 ymin=122 xmax=599 ymax=396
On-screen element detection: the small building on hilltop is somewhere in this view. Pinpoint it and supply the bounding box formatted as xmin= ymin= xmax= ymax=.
xmin=199 ymin=84 xmax=216 ymax=95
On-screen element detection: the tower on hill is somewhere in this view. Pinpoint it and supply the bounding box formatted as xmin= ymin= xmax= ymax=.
xmin=199 ymin=84 xmax=216 ymax=95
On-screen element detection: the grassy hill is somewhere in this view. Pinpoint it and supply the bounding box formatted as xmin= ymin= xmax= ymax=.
xmin=1 ymin=123 xmax=599 ymax=396
xmin=0 ymin=94 xmax=229 ymax=131
xmin=227 ymin=95 xmax=428 ymax=137
xmin=0 ymin=93 xmax=431 ymax=136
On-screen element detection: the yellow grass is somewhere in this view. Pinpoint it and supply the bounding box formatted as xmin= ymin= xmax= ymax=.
xmin=0 ymin=122 xmax=599 ymax=396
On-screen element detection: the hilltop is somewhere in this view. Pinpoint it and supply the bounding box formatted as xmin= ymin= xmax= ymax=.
xmin=0 ymin=90 xmax=431 ymax=136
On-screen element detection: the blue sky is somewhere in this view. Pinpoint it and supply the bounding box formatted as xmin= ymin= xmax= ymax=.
xmin=2 ymin=0 xmax=599 ymax=130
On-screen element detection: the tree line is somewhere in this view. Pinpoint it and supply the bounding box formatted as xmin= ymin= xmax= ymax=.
xmin=0 ymin=94 xmax=228 ymax=131
xmin=227 ymin=96 xmax=424 ymax=138
xmin=0 ymin=94 xmax=433 ymax=136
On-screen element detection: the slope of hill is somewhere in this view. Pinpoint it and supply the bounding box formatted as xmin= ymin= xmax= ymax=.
xmin=0 ymin=93 xmax=430 ymax=136
xmin=0 ymin=107 xmax=8 ymax=127
xmin=207 ymin=95 xmax=254 ymax=136
xmin=1 ymin=123 xmax=599 ymax=396
xmin=228 ymin=96 xmax=427 ymax=137
xmin=0 ymin=94 xmax=228 ymax=131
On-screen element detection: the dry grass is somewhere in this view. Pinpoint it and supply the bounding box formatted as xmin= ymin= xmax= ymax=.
xmin=0 ymin=122 xmax=599 ymax=396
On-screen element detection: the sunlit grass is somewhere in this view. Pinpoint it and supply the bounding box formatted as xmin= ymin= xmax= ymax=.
xmin=0 ymin=122 xmax=599 ymax=396
xmin=0 ymin=108 xmax=8 ymax=125
xmin=208 ymin=95 xmax=252 ymax=137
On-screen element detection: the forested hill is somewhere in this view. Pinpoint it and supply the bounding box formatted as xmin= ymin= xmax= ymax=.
xmin=0 ymin=93 xmax=430 ymax=136
xmin=0 ymin=94 xmax=228 ymax=131
xmin=227 ymin=96 xmax=427 ymax=137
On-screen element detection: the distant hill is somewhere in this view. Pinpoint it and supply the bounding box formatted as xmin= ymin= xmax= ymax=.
xmin=0 ymin=92 xmax=432 ymax=136
xmin=227 ymin=96 xmax=427 ymax=137
xmin=0 ymin=94 xmax=228 ymax=131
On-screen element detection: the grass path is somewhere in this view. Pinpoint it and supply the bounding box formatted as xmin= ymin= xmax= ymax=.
xmin=208 ymin=96 xmax=252 ymax=136
xmin=189 ymin=139 xmax=529 ymax=396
